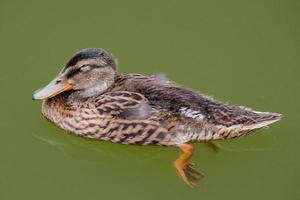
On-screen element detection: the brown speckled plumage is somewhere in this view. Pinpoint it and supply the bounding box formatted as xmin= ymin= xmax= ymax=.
xmin=33 ymin=48 xmax=281 ymax=187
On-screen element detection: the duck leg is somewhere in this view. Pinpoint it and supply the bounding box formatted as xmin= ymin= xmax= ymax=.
xmin=174 ymin=144 xmax=204 ymax=187
xmin=204 ymin=141 xmax=222 ymax=152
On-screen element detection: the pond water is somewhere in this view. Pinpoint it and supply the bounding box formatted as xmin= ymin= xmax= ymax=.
xmin=0 ymin=0 xmax=299 ymax=199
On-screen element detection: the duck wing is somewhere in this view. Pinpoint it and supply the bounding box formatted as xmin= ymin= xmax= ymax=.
xmin=113 ymin=74 xmax=281 ymax=135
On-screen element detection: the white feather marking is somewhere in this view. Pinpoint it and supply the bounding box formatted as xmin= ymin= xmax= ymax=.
xmin=179 ymin=107 xmax=205 ymax=121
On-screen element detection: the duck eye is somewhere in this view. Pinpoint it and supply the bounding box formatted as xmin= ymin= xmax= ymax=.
xmin=80 ymin=65 xmax=91 ymax=72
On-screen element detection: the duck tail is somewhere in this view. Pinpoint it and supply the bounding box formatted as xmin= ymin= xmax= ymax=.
xmin=218 ymin=111 xmax=282 ymax=140
xmin=241 ymin=111 xmax=282 ymax=130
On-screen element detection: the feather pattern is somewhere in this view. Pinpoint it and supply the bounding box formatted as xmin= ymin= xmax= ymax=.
xmin=41 ymin=74 xmax=281 ymax=146
xmin=34 ymin=48 xmax=281 ymax=187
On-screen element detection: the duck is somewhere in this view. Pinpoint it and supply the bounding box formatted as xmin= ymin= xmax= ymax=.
xmin=32 ymin=48 xmax=281 ymax=187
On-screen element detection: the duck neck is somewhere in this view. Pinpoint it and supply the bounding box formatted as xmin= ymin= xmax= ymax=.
xmin=80 ymin=80 xmax=114 ymax=97
xmin=67 ymin=80 xmax=114 ymax=104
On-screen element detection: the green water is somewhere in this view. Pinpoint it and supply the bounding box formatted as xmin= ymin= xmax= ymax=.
xmin=0 ymin=0 xmax=299 ymax=199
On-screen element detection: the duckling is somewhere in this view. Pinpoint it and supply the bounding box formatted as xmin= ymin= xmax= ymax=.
xmin=32 ymin=48 xmax=281 ymax=187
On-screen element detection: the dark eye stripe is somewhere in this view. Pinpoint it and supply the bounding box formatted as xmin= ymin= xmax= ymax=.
xmin=66 ymin=68 xmax=81 ymax=78
xmin=65 ymin=64 xmax=106 ymax=78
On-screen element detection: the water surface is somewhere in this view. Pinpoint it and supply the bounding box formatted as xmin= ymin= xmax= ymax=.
xmin=0 ymin=0 xmax=299 ymax=199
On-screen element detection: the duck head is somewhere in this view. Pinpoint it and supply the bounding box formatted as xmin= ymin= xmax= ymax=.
xmin=32 ymin=48 xmax=117 ymax=100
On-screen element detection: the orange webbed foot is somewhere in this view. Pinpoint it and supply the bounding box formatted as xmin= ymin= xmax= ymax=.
xmin=174 ymin=144 xmax=204 ymax=187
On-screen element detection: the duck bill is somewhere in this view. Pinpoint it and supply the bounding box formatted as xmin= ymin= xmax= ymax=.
xmin=32 ymin=76 xmax=74 ymax=100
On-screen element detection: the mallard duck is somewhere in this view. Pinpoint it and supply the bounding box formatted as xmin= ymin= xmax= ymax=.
xmin=32 ymin=48 xmax=281 ymax=187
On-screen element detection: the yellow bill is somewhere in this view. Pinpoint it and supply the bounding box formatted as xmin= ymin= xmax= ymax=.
xmin=32 ymin=75 xmax=74 ymax=100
